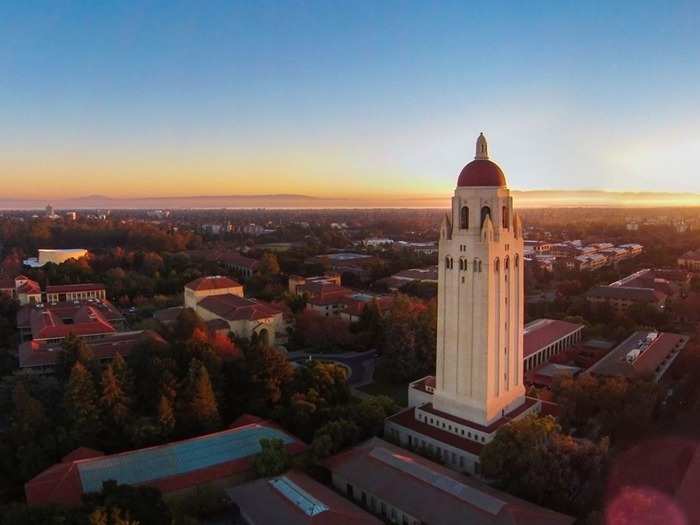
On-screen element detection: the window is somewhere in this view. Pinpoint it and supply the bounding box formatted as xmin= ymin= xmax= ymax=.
xmin=460 ymin=206 xmax=469 ymax=229
xmin=480 ymin=206 xmax=491 ymax=227
xmin=502 ymin=205 xmax=509 ymax=229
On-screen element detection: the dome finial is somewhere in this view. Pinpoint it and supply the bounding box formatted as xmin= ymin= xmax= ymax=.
xmin=475 ymin=132 xmax=488 ymax=160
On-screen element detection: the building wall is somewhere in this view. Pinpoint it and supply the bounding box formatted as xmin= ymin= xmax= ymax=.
xmin=330 ymin=472 xmax=421 ymax=525
xmin=433 ymin=184 xmax=526 ymax=426
xmin=184 ymin=284 xmax=244 ymax=309
xmin=524 ymin=326 xmax=584 ymax=372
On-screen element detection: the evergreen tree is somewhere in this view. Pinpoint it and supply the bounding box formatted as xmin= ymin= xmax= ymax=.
xmin=57 ymin=333 xmax=94 ymax=379
xmin=245 ymin=345 xmax=294 ymax=414
xmin=11 ymin=382 xmax=48 ymax=444
xmin=111 ymin=352 xmax=134 ymax=398
xmin=64 ymin=362 xmax=101 ymax=446
xmin=183 ymin=359 xmax=220 ymax=432
xmin=100 ymin=365 xmax=130 ymax=426
xmin=157 ymin=394 xmax=175 ymax=436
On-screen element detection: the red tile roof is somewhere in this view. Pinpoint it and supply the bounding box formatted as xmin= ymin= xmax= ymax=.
xmin=197 ymin=294 xmax=282 ymax=321
xmin=17 ymin=300 xmax=124 ymax=329
xmin=523 ymin=319 xmax=584 ymax=358
xmin=25 ymin=417 xmax=305 ymax=506
xmin=19 ymin=330 xmax=164 ymax=368
xmin=185 ymin=276 xmax=242 ymax=292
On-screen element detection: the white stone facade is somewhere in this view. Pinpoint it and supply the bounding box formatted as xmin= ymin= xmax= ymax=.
xmin=433 ymin=141 xmax=526 ymax=426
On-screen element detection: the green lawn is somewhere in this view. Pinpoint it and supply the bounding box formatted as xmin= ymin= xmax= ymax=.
xmin=357 ymin=380 xmax=409 ymax=407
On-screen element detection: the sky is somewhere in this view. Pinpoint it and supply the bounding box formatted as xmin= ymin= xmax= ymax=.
xmin=1 ymin=1 xmax=699 ymax=201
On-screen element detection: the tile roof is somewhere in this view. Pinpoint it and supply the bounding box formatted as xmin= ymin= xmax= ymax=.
xmin=26 ymin=417 xmax=305 ymax=506
xmin=197 ymin=294 xmax=282 ymax=321
xmin=585 ymin=331 xmax=687 ymax=379
xmin=325 ymin=438 xmax=573 ymax=525
xmin=19 ymin=330 xmax=165 ymax=368
xmin=523 ymin=319 xmax=584 ymax=358
xmin=186 ymin=275 xmax=242 ymax=292
xmin=586 ymin=285 xmax=663 ymax=303
xmin=17 ymin=300 xmax=124 ymax=329
xmin=226 ymin=470 xmax=383 ymax=525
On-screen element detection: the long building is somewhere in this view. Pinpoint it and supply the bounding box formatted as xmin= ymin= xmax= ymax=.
xmin=227 ymin=470 xmax=382 ymax=525
xmin=326 ymin=437 xmax=573 ymax=525
xmin=523 ymin=319 xmax=585 ymax=372
xmin=25 ymin=416 xmax=305 ymax=506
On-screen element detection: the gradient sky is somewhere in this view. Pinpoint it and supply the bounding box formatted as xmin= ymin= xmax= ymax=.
xmin=1 ymin=1 xmax=699 ymax=200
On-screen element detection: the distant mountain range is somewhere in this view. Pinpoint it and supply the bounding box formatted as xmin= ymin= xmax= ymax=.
xmin=2 ymin=190 xmax=700 ymax=210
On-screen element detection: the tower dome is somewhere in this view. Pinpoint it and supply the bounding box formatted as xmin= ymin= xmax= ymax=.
xmin=457 ymin=132 xmax=507 ymax=187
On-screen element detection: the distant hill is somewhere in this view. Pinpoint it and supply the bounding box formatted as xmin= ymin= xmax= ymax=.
xmin=2 ymin=190 xmax=700 ymax=210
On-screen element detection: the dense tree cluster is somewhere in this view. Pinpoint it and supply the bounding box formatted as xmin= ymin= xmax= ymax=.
xmin=480 ymin=415 xmax=608 ymax=516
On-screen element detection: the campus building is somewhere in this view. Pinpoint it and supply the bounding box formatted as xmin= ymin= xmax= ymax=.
xmin=185 ymin=276 xmax=287 ymax=347
xmin=227 ymin=470 xmax=382 ymax=525
xmin=326 ymin=437 xmax=573 ymax=525
xmin=25 ymin=416 xmax=305 ymax=506
xmin=385 ymin=134 xmax=542 ymax=475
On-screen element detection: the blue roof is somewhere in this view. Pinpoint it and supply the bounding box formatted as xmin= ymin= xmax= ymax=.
xmin=78 ymin=425 xmax=294 ymax=493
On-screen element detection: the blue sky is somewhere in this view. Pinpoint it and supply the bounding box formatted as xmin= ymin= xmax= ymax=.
xmin=1 ymin=1 xmax=698 ymax=199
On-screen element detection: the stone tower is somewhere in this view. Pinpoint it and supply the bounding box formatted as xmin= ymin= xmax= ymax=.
xmin=432 ymin=133 xmax=526 ymax=426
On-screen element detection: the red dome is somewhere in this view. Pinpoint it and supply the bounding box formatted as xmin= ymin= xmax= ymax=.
xmin=457 ymin=159 xmax=506 ymax=187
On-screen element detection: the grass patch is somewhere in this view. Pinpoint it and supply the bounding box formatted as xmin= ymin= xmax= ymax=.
xmin=357 ymin=380 xmax=409 ymax=407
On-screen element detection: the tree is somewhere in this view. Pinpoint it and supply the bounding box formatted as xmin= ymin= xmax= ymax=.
xmin=89 ymin=507 xmax=139 ymax=525
xmin=173 ymin=308 xmax=205 ymax=341
xmin=258 ymin=252 xmax=280 ymax=276
xmin=57 ymin=333 xmax=94 ymax=379
xmin=64 ymin=362 xmax=101 ymax=446
xmin=157 ymin=395 xmax=175 ymax=436
xmin=245 ymin=345 xmax=294 ymax=414
xmin=83 ymin=481 xmax=172 ymax=525
xmin=181 ymin=360 xmax=220 ymax=433
xmin=311 ymin=419 xmax=360 ymax=458
xmin=100 ymin=365 xmax=131 ymax=427
xmin=480 ymin=415 xmax=607 ymax=515
xmin=253 ymin=438 xmax=290 ymax=477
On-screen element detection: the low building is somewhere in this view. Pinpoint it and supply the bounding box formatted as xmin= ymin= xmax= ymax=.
xmin=288 ymin=273 xmax=342 ymax=295
xmin=325 ymin=437 xmax=573 ymax=525
xmin=585 ymin=330 xmax=688 ymax=382
xmin=523 ymin=319 xmax=585 ymax=372
xmin=226 ymin=470 xmax=382 ymax=525
xmin=45 ymin=283 xmax=106 ymax=302
xmin=184 ymin=276 xmax=244 ymax=309
xmin=194 ymin=294 xmax=286 ymax=346
xmin=678 ymin=249 xmax=700 ymax=271
xmin=13 ymin=275 xmax=42 ymax=305
xmin=25 ymin=416 xmax=305 ymax=506
xmin=219 ymin=253 xmax=260 ymax=278
xmin=586 ymin=285 xmax=665 ymax=313
xmin=19 ymin=330 xmax=163 ymax=371
xmin=16 ymin=299 xmax=126 ymax=342
xmin=377 ymin=266 xmax=438 ymax=291
xmin=385 ymin=391 xmax=540 ymax=476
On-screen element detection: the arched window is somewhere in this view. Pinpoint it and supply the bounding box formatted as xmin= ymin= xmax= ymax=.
xmin=460 ymin=206 xmax=469 ymax=229
xmin=459 ymin=259 xmax=464 ymax=271
xmin=502 ymin=206 xmax=509 ymax=229
xmin=480 ymin=206 xmax=491 ymax=227
xmin=494 ymin=258 xmax=499 ymax=272
xmin=515 ymin=255 xmax=519 ymax=267
xmin=505 ymin=256 xmax=510 ymax=270
xmin=445 ymin=256 xmax=450 ymax=269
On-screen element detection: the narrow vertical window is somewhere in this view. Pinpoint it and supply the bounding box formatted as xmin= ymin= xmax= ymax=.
xmin=502 ymin=205 xmax=509 ymax=229
xmin=460 ymin=206 xmax=469 ymax=229
xmin=480 ymin=206 xmax=491 ymax=227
